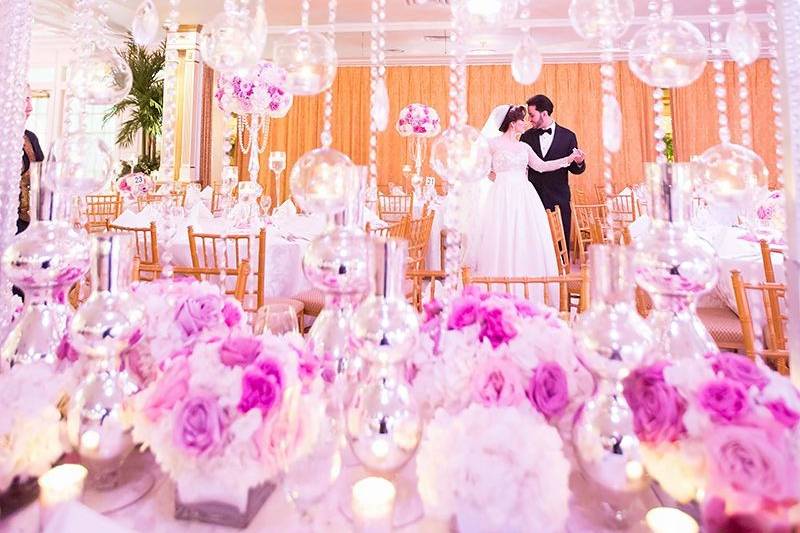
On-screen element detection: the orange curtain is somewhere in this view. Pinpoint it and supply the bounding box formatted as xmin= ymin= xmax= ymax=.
xmin=672 ymin=59 xmax=778 ymax=187
xmin=234 ymin=63 xmax=657 ymax=203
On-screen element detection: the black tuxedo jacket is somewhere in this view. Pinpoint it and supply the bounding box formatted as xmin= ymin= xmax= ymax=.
xmin=520 ymin=124 xmax=585 ymax=211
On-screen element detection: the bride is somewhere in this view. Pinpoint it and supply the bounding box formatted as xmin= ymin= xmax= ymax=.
xmin=470 ymin=104 xmax=581 ymax=303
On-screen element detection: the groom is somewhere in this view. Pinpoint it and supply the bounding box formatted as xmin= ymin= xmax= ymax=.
xmin=520 ymin=94 xmax=585 ymax=247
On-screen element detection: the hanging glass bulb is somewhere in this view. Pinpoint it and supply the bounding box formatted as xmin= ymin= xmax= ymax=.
xmin=68 ymin=48 xmax=133 ymax=106
xmin=372 ymin=77 xmax=390 ymax=132
xmin=430 ymin=124 xmax=492 ymax=184
xmin=199 ymin=9 xmax=266 ymax=73
xmin=725 ymin=13 xmax=760 ymax=67
xmin=455 ymin=0 xmax=519 ymax=28
xmin=511 ymin=32 xmax=543 ymax=85
xmin=290 ymin=148 xmax=355 ymax=214
xmin=568 ymin=0 xmax=635 ymax=41
xmin=602 ymin=94 xmax=623 ymax=153
xmin=697 ymin=142 xmax=769 ymax=205
xmin=131 ymin=0 xmax=159 ymax=46
xmin=43 ymin=134 xmax=113 ymax=195
xmin=628 ymin=7 xmax=707 ymax=88
xmin=273 ymin=30 xmax=338 ymax=96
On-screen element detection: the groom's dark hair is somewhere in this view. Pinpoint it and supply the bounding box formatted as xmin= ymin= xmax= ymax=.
xmin=527 ymin=94 xmax=554 ymax=115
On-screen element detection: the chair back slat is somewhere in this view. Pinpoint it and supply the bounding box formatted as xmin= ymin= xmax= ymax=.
xmin=377 ymin=193 xmax=413 ymax=222
xmin=85 ymin=193 xmax=122 ymax=232
xmin=134 ymin=260 xmax=250 ymax=304
xmin=546 ymin=205 xmax=571 ymax=275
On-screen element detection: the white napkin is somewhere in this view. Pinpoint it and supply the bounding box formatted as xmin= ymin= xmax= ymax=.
xmin=276 ymin=213 xmax=326 ymax=241
xmin=272 ymin=199 xmax=297 ymax=219
xmin=113 ymin=205 xmax=157 ymax=227
xmin=364 ymin=208 xmax=388 ymax=229
xmin=187 ymin=201 xmax=214 ymax=222
xmin=42 ymin=501 xmax=135 ymax=533
xmin=390 ymin=185 xmax=405 ymax=195
xmin=627 ymin=215 xmax=650 ymax=241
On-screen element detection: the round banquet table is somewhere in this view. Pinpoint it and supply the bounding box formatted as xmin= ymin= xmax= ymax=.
xmin=4 ymin=450 xmax=669 ymax=533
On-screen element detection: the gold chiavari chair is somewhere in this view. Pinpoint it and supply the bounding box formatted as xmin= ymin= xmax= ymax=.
xmin=463 ymin=270 xmax=587 ymax=317
xmin=594 ymin=184 xmax=608 ymax=203
xmin=133 ymin=259 xmax=250 ymax=305
xmin=731 ymin=270 xmax=789 ymax=374
xmin=546 ymin=206 xmax=583 ymax=312
xmin=377 ymin=193 xmax=414 ymax=223
xmin=609 ymin=190 xmax=639 ymax=228
xmin=759 ymin=239 xmax=783 ymax=284
xmin=406 ymin=269 xmax=447 ymax=312
xmin=106 ymin=221 xmax=160 ymax=280
xmin=187 ymin=226 xmax=266 ymax=314
xmin=573 ymin=202 xmax=608 ymax=250
xmin=367 ymin=218 xmax=411 ymax=239
xmin=407 ymin=213 xmax=435 ymax=270
xmin=85 ymin=193 xmax=122 ymax=232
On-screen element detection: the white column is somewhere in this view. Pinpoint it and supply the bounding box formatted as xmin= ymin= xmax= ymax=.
xmin=775 ymin=0 xmax=800 ymax=385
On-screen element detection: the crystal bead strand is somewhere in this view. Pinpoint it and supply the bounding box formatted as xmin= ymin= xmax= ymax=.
xmin=650 ymin=0 xmax=669 ymax=167
xmin=765 ymin=0 xmax=785 ymax=186
xmin=731 ymin=0 xmax=753 ymax=149
xmin=0 ymin=0 xmax=33 ymax=337
xmin=320 ymin=0 xmax=337 ymax=149
xmin=709 ymin=0 xmax=732 ymax=145
xmin=160 ymin=0 xmax=182 ymax=180
xmin=368 ymin=0 xmax=386 ymax=186
xmin=443 ymin=4 xmax=468 ymax=296
xmin=599 ymin=40 xmax=618 ymax=242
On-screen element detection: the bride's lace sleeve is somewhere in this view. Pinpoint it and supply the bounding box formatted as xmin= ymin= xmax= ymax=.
xmin=525 ymin=143 xmax=574 ymax=173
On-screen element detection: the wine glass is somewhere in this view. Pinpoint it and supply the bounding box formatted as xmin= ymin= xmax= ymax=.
xmin=254 ymin=304 xmax=299 ymax=336
xmin=258 ymin=195 xmax=273 ymax=218
xmin=279 ymin=397 xmax=343 ymax=531
xmin=269 ymin=151 xmax=286 ymax=204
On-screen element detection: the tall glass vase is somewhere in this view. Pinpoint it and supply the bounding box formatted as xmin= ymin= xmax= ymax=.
xmin=634 ymin=163 xmax=719 ymax=359
xmin=572 ymin=245 xmax=653 ymax=529
xmin=1 ymin=165 xmax=89 ymax=370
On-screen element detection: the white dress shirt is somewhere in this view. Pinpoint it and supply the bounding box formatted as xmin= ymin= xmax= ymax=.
xmin=539 ymin=120 xmax=557 ymax=158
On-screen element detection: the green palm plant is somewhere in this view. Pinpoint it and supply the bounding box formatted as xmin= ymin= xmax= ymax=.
xmin=104 ymin=35 xmax=165 ymax=171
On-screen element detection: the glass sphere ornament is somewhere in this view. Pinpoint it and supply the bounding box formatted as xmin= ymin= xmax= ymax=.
xmin=511 ymin=33 xmax=543 ymax=85
xmin=199 ymin=9 xmax=266 ymax=73
xmin=697 ymin=142 xmax=769 ymax=206
xmin=1 ymin=169 xmax=90 ymax=370
xmin=273 ymin=29 xmax=338 ymax=96
xmin=43 ymin=134 xmax=114 ymax=196
xmin=429 ymin=125 xmax=492 ymax=184
xmin=628 ymin=13 xmax=707 ymax=88
xmin=568 ymin=0 xmax=635 ymax=41
xmin=131 ymin=0 xmax=159 ymax=46
xmin=68 ymin=234 xmax=145 ymax=491
xmin=453 ymin=0 xmax=519 ymax=29
xmin=351 ymin=239 xmax=419 ymax=366
xmin=635 ymin=163 xmax=719 ymax=360
xmin=346 ymin=363 xmax=422 ymax=473
xmin=726 ymin=13 xmax=760 ymax=67
xmin=290 ymin=148 xmax=356 ymax=215
xmin=574 ymin=245 xmax=653 ymax=382
xmin=68 ymin=48 xmax=133 ymax=106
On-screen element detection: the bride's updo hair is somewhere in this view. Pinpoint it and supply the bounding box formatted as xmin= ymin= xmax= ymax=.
xmin=498 ymin=105 xmax=526 ymax=132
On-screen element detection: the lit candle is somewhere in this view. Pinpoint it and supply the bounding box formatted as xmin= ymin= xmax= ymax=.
xmin=646 ymin=507 xmax=699 ymax=533
xmin=351 ymin=476 xmax=396 ymax=533
xmin=38 ymin=464 xmax=88 ymax=526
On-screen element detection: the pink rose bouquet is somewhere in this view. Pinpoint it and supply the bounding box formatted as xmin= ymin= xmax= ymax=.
xmin=121 ymin=279 xmax=246 ymax=385
xmin=395 ymin=103 xmax=441 ymax=138
xmin=409 ymin=287 xmax=593 ymax=423
xmin=115 ymin=172 xmax=154 ymax=200
xmin=131 ymin=331 xmax=326 ymax=512
xmin=624 ymin=353 xmax=800 ymax=529
xmin=215 ymin=60 xmax=293 ymax=118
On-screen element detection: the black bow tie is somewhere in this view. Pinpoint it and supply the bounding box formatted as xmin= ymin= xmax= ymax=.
xmin=539 ymin=127 xmax=553 ymax=136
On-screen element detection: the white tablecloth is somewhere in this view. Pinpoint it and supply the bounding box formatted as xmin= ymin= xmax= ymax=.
xmin=4 ymin=450 xmax=663 ymax=533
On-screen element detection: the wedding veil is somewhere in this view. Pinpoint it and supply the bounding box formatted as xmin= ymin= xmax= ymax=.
xmin=480 ymin=104 xmax=514 ymax=139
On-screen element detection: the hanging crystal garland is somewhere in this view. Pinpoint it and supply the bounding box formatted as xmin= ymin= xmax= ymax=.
xmin=728 ymin=0 xmax=758 ymax=151
xmin=765 ymin=0 xmax=785 ymax=186
xmin=0 ymin=0 xmax=33 ymax=342
xmin=511 ymin=0 xmax=542 ymax=85
xmin=159 ymin=0 xmax=182 ymax=181
xmin=238 ymin=114 xmax=270 ymax=180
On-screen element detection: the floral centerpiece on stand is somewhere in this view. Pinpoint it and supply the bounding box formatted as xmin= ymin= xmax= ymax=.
xmin=624 ymin=352 xmax=800 ymax=531
xmin=130 ymin=330 xmax=328 ymax=526
xmin=410 ymin=287 xmax=593 ymax=532
xmin=115 ymin=171 xmax=155 ymax=202
xmin=396 ymin=103 xmax=441 ymax=182
xmin=0 ymin=361 xmax=78 ymax=498
xmin=747 ymin=188 xmax=787 ymax=244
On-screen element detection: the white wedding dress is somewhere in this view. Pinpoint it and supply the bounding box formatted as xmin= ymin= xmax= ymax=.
xmin=473 ymin=138 xmax=572 ymax=304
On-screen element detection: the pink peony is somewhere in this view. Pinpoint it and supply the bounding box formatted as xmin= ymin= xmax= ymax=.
xmin=527 ymin=363 xmax=569 ymax=420
xmin=709 ymin=352 xmax=768 ymax=390
xmin=764 ymin=400 xmax=800 ymax=429
xmin=478 ymin=308 xmax=517 ymax=348
xmin=173 ymin=395 xmax=224 ymax=456
xmin=144 ymin=358 xmax=190 ymax=421
xmin=447 ymin=295 xmax=480 ymax=330
xmin=623 ymin=362 xmax=686 ymax=444
xmin=221 ymin=301 xmax=243 ymax=328
xmin=238 ymin=358 xmax=284 ymax=416
xmin=175 ymin=294 xmax=224 ymax=338
xmin=698 ymin=379 xmax=750 ymax=424
xmin=471 ymin=357 xmax=525 ymax=407
xmin=220 ymin=335 xmax=262 ymax=367
xmin=56 ymin=336 xmax=79 ymax=363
